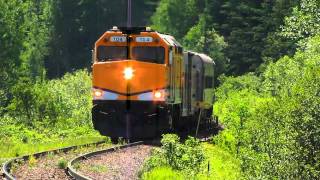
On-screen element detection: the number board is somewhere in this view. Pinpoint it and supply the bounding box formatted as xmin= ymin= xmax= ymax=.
xmin=110 ymin=36 xmax=127 ymax=42
xmin=136 ymin=37 xmax=153 ymax=43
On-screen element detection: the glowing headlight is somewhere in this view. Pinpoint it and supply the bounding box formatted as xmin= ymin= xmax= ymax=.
xmin=153 ymin=90 xmax=165 ymax=100
xmin=154 ymin=91 xmax=162 ymax=99
xmin=93 ymin=89 xmax=103 ymax=97
xmin=123 ymin=67 xmax=134 ymax=80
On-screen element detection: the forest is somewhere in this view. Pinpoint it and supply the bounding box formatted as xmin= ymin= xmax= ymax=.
xmin=0 ymin=0 xmax=319 ymax=179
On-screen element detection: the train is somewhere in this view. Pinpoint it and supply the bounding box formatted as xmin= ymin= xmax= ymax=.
xmin=91 ymin=26 xmax=215 ymax=140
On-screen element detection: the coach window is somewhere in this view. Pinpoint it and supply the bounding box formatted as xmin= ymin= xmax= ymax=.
xmin=132 ymin=46 xmax=165 ymax=64
xmin=97 ymin=46 xmax=127 ymax=61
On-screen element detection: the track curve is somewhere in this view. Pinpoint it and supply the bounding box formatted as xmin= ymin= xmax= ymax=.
xmin=67 ymin=141 xmax=145 ymax=180
xmin=1 ymin=141 xmax=108 ymax=180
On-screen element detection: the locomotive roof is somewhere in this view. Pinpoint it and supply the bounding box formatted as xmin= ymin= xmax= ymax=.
xmin=186 ymin=51 xmax=215 ymax=65
xmin=109 ymin=26 xmax=154 ymax=34
xmin=108 ymin=26 xmax=182 ymax=47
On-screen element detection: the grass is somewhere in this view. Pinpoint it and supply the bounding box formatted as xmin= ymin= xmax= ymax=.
xmin=141 ymin=143 xmax=241 ymax=180
xmin=0 ymin=158 xmax=9 ymax=165
xmin=73 ymin=162 xmax=81 ymax=170
xmin=57 ymin=158 xmax=67 ymax=169
xmin=88 ymin=164 xmax=108 ymax=173
xmin=142 ymin=167 xmax=184 ymax=180
xmin=197 ymin=143 xmax=241 ymax=180
xmin=28 ymin=155 xmax=37 ymax=167
xmin=0 ymin=135 xmax=109 ymax=158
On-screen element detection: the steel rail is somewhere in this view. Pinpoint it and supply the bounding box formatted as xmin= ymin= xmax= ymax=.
xmin=1 ymin=140 xmax=108 ymax=180
xmin=66 ymin=136 xmax=215 ymax=180
xmin=67 ymin=141 xmax=144 ymax=180
xmin=1 ymin=127 xmax=218 ymax=179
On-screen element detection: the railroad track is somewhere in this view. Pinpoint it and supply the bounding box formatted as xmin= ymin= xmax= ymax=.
xmin=68 ymin=141 xmax=151 ymax=180
xmin=66 ymin=134 xmax=215 ymax=180
xmin=67 ymin=132 xmax=212 ymax=180
xmin=1 ymin=141 xmax=110 ymax=180
xmin=1 ymin=127 xmax=218 ymax=180
xmin=1 ymin=141 xmax=155 ymax=180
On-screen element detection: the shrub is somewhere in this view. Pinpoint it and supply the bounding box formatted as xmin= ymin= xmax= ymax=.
xmin=0 ymin=70 xmax=104 ymax=158
xmin=141 ymin=134 xmax=205 ymax=178
xmin=213 ymin=35 xmax=320 ymax=179
xmin=6 ymin=69 xmax=92 ymax=130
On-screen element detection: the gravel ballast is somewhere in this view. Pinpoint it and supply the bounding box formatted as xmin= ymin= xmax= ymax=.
xmin=77 ymin=145 xmax=153 ymax=180
xmin=11 ymin=143 xmax=111 ymax=180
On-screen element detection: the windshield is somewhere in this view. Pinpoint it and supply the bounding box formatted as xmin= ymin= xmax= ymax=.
xmin=97 ymin=46 xmax=127 ymax=61
xmin=132 ymin=46 xmax=165 ymax=64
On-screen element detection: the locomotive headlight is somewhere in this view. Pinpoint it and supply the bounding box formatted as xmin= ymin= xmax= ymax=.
xmin=154 ymin=91 xmax=162 ymax=99
xmin=93 ymin=89 xmax=103 ymax=97
xmin=95 ymin=91 xmax=102 ymax=97
xmin=153 ymin=90 xmax=165 ymax=100
xmin=123 ymin=67 xmax=134 ymax=80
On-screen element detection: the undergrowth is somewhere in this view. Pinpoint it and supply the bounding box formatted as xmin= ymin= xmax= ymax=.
xmin=140 ymin=134 xmax=241 ymax=179
xmin=0 ymin=133 xmax=108 ymax=158
xmin=0 ymin=70 xmax=110 ymax=159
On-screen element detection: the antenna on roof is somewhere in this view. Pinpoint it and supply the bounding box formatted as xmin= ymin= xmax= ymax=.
xmin=127 ymin=0 xmax=132 ymax=27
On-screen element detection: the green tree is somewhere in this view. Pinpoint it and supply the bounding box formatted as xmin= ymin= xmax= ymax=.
xmin=151 ymin=0 xmax=298 ymax=75
xmin=0 ymin=0 xmax=53 ymax=113
xmin=281 ymin=0 xmax=320 ymax=40
xmin=183 ymin=15 xmax=228 ymax=77
xmin=261 ymin=0 xmax=299 ymax=65
xmin=214 ymin=35 xmax=320 ymax=179
xmin=151 ymin=0 xmax=204 ymax=41
xmin=214 ymin=0 xmax=298 ymax=74
xmin=46 ymin=0 xmax=159 ymax=78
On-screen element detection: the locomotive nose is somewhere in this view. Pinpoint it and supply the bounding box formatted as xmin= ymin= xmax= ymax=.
xmin=123 ymin=67 xmax=134 ymax=80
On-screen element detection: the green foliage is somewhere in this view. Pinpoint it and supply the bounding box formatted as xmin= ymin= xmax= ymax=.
xmin=216 ymin=0 xmax=299 ymax=74
xmin=197 ymin=143 xmax=241 ymax=180
xmin=46 ymin=0 xmax=158 ymax=78
xmin=151 ymin=0 xmax=203 ymax=41
xmin=141 ymin=134 xmax=205 ymax=178
xmin=152 ymin=0 xmax=228 ymax=77
xmin=0 ymin=133 xmax=106 ymax=158
xmin=57 ymin=158 xmax=67 ymax=169
xmin=214 ymin=35 xmax=320 ymax=179
xmin=0 ymin=70 xmax=105 ymax=158
xmin=141 ymin=141 xmax=241 ymax=180
xmin=161 ymin=134 xmax=205 ymax=174
xmin=88 ymin=165 xmax=108 ymax=173
xmin=1 ymin=1 xmax=319 ymax=178
xmin=152 ymin=0 xmax=299 ymax=75
xmin=0 ymin=0 xmax=53 ymax=110
xmin=7 ymin=70 xmax=92 ymax=129
xmin=139 ymin=148 xmax=168 ymax=175
xmin=28 ymin=155 xmax=37 ymax=167
xmin=183 ymin=15 xmax=228 ymax=76
xmin=142 ymin=167 xmax=184 ymax=180
xmin=215 ymin=73 xmax=262 ymax=102
xmin=281 ymin=0 xmax=320 ymax=41
xmin=261 ymin=0 xmax=299 ymax=63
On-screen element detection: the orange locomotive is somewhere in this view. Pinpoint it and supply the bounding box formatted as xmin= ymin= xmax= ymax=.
xmin=92 ymin=27 xmax=215 ymax=140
